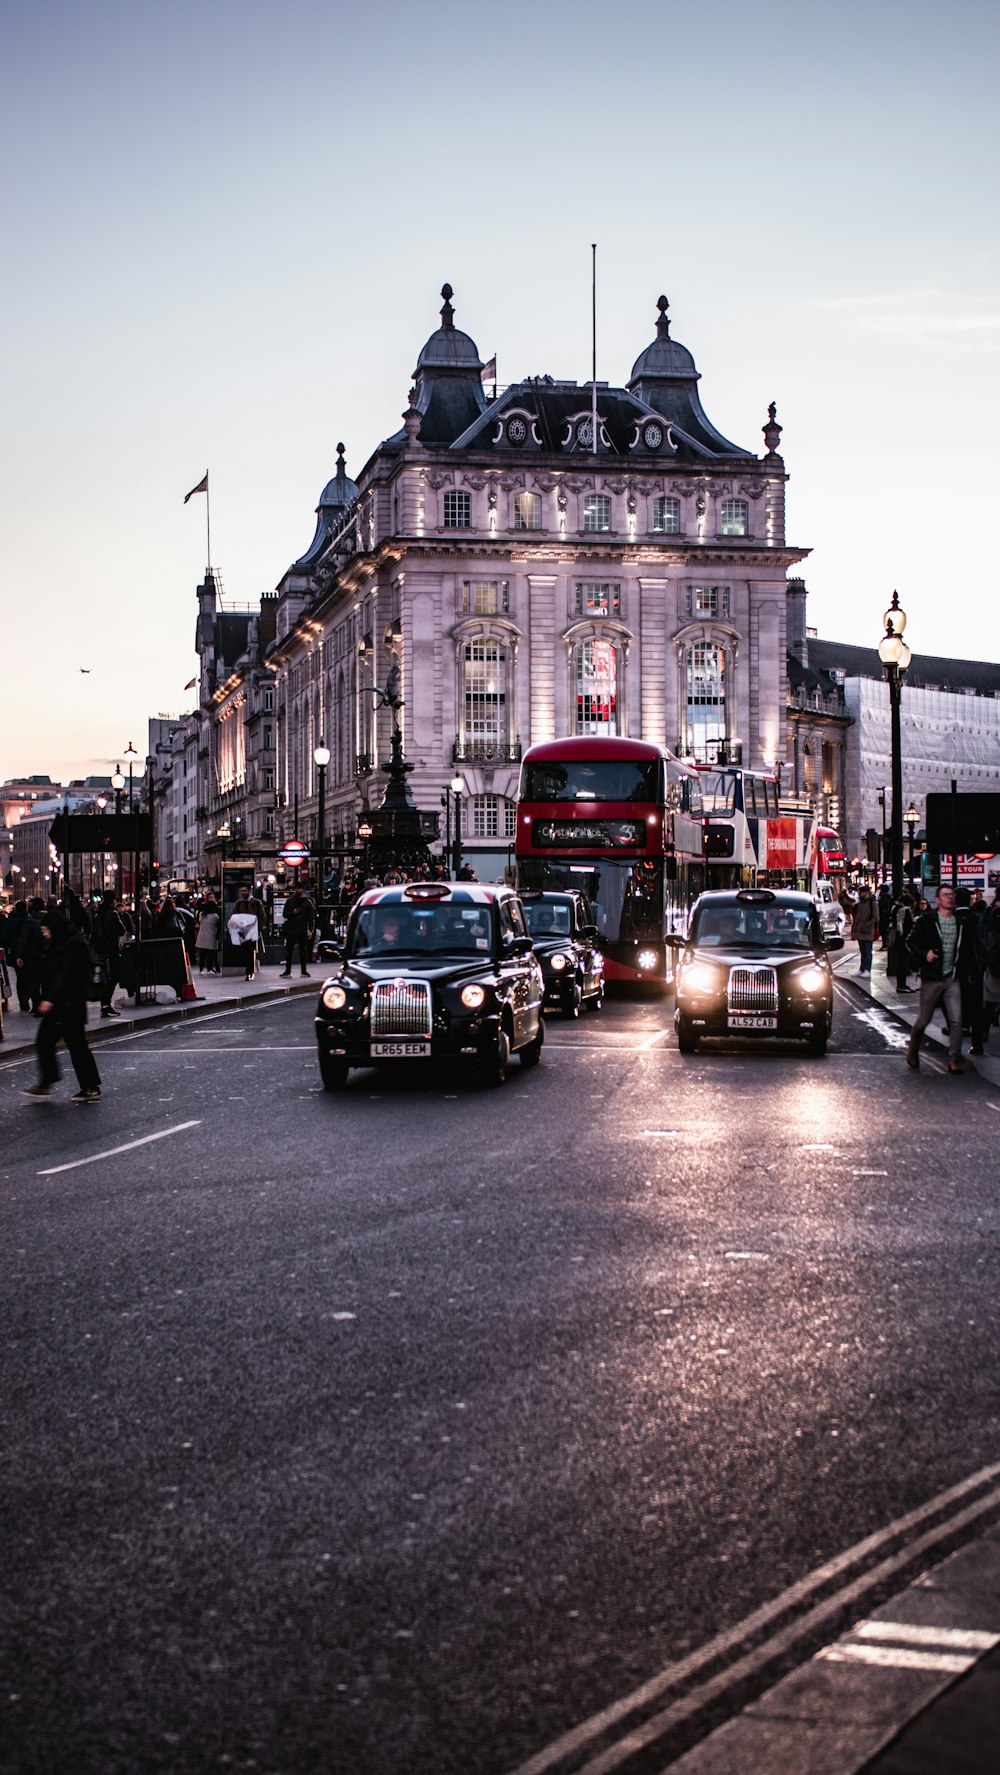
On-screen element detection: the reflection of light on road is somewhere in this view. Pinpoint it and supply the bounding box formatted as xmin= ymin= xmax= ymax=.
xmin=852 ymin=1006 xmax=910 ymax=1049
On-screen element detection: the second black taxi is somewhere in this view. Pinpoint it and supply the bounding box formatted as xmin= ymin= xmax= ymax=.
xmin=315 ymin=881 xmax=545 ymax=1089
xmin=520 ymin=889 xmax=605 ymax=1017
xmin=672 ymin=887 xmax=843 ymax=1054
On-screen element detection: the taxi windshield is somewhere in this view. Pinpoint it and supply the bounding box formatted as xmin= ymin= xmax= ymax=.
xmin=523 ymin=901 xmax=573 ymax=937
xmin=351 ymin=902 xmax=493 ymax=957
xmin=692 ymin=904 xmax=814 ymax=950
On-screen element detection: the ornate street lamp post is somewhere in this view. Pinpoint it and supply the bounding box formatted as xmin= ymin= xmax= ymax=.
xmin=904 ymin=802 xmax=920 ymax=887
xmin=450 ymin=773 xmax=464 ymax=879
xmin=358 ymin=818 xmax=372 ymax=880
xmin=314 ymin=740 xmax=330 ymax=909
xmin=877 ymin=593 xmax=912 ymax=904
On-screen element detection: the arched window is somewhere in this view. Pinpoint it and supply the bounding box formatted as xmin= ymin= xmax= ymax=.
xmin=652 ymin=495 xmax=681 ymax=534
xmin=685 ymin=642 xmax=727 ymax=757
xmin=582 ymin=494 xmax=611 ymax=533
xmin=719 ymin=498 xmax=748 ymax=536
xmin=513 ymin=491 xmax=541 ymax=530
xmin=463 ymin=639 xmax=508 ymax=762
xmin=576 ymin=639 xmax=618 ymax=734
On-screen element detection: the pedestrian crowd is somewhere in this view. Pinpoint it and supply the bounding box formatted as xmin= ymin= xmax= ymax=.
xmin=1 ymin=858 xmax=480 ymax=1099
xmin=839 ymin=879 xmax=1000 ymax=1075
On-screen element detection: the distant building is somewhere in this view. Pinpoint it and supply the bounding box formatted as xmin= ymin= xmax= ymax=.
xmin=794 ymin=633 xmax=1000 ymax=864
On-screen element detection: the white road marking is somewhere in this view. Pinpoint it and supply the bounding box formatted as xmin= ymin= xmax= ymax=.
xmin=853 ymin=1169 xmax=888 ymax=1176
xmin=507 ymin=1462 xmax=1000 ymax=1775
xmin=821 ymin=1644 xmax=976 ymax=1674
xmin=855 ymin=1620 xmax=999 ymax=1650
xmin=642 ymin=1129 xmax=678 ymax=1137
xmin=37 ymin=1120 xmax=201 ymax=1177
xmin=637 ymin=1028 xmax=671 ymax=1050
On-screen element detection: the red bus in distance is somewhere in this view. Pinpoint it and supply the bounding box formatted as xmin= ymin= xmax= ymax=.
xmin=515 ymin=736 xmax=706 ymax=988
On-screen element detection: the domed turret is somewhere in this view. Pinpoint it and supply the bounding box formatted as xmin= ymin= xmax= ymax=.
xmin=410 ymin=283 xmax=489 ymax=445
xmin=628 ymin=295 xmax=697 ymax=385
xmin=414 ymin=283 xmax=485 ymax=375
xmin=628 ymin=294 xmax=749 ymax=459
xmin=292 ymin=443 xmax=359 ymax=570
xmin=317 ymin=442 xmax=359 ymax=511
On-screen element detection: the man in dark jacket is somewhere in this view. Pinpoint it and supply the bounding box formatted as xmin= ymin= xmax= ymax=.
xmin=971 ymin=900 xmax=1000 ymax=1055
xmin=21 ymin=907 xmax=102 ymax=1101
xmin=280 ymin=887 xmax=315 ymax=977
xmin=905 ymin=885 xmax=968 ymax=1073
xmin=93 ymin=889 xmax=126 ymax=1017
xmin=14 ymin=898 xmax=47 ymax=1013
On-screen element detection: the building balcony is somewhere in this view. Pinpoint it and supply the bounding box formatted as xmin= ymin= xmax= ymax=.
xmin=451 ymin=739 xmax=522 ymax=767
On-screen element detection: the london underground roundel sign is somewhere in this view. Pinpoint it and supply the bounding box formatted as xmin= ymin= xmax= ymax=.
xmin=280 ymin=839 xmax=310 ymax=868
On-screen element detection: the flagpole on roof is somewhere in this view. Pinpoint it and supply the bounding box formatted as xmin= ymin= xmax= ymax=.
xmin=591 ymin=243 xmax=598 ymax=459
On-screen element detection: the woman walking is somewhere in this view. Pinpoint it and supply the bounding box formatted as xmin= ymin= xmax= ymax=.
xmin=195 ymin=897 xmax=221 ymax=973
xmin=21 ymin=906 xmax=102 ymax=1102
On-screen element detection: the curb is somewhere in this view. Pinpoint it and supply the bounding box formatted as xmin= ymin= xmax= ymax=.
xmin=0 ymin=978 xmax=317 ymax=1063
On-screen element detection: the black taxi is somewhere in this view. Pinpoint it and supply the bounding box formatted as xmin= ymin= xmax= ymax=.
xmin=520 ymin=889 xmax=604 ymax=1017
xmin=672 ymin=887 xmax=842 ymax=1055
xmin=314 ymin=882 xmax=545 ymax=1088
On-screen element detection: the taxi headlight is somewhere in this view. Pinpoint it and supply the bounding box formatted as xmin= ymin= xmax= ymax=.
xmin=679 ymin=961 xmax=719 ymax=994
xmin=460 ymin=983 xmax=486 ymax=1009
xmin=795 ymin=965 xmax=827 ymax=994
xmin=322 ymin=984 xmax=348 ymax=1011
xmin=550 ymin=952 xmax=569 ymax=971
xmin=637 ymin=949 xmax=658 ymax=971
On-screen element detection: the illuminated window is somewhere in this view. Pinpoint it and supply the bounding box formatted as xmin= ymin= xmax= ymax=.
xmin=719 ymin=498 xmax=748 ymax=536
xmin=513 ymin=492 xmax=541 ymax=530
xmin=686 ymin=642 xmax=727 ymax=757
xmin=582 ymin=494 xmax=611 ymax=532
xmin=463 ymin=639 xmax=508 ymax=757
xmin=575 ymin=583 xmax=620 ymax=617
xmin=576 ymin=640 xmax=618 ymax=734
xmin=652 ymin=496 xmax=681 ymax=534
xmin=443 ymin=490 xmax=471 ymax=528
xmin=688 ymin=586 xmax=730 ymax=617
xmin=461 ymin=581 xmax=509 ymax=615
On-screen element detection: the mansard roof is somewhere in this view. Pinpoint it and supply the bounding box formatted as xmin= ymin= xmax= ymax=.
xmin=626 ymin=296 xmax=750 ymax=458
xmin=809 ymin=638 xmax=1000 ymax=697
xmin=446 ymin=376 xmax=747 ymax=464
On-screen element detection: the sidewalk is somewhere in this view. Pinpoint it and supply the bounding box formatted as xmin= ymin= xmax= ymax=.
xmin=0 ymin=963 xmax=318 ymax=1062
xmin=831 ymin=941 xmax=1000 ymax=1091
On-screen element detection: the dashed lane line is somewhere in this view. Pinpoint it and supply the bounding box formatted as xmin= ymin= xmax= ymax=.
xmin=37 ymin=1120 xmax=202 ymax=1177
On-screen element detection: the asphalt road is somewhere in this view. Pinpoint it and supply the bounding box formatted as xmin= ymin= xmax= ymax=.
xmin=2 ymin=985 xmax=999 ymax=1775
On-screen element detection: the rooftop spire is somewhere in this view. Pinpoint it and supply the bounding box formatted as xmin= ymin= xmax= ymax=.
xmin=440 ymin=282 xmax=455 ymax=328
xmin=656 ymin=294 xmax=671 ymax=338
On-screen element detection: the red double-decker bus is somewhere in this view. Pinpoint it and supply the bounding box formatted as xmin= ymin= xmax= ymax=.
xmin=515 ymin=736 xmax=707 ymax=987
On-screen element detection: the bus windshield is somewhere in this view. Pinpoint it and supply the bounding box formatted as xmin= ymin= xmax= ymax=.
xmin=520 ymin=758 xmax=661 ymax=804
xmin=699 ymin=772 xmax=738 ymax=815
xmin=519 ymin=857 xmax=663 ymax=942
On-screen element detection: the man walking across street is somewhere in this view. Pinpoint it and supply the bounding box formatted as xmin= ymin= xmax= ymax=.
xmin=21 ymin=906 xmax=102 ymax=1102
xmin=905 ymin=884 xmax=968 ymax=1074
xmin=280 ymin=885 xmax=315 ymax=977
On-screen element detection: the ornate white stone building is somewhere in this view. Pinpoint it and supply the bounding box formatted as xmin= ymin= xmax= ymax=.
xmin=266 ymin=284 xmax=808 ymax=877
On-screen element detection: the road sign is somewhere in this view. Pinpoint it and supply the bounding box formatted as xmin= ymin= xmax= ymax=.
xmin=280 ymin=840 xmax=310 ymax=868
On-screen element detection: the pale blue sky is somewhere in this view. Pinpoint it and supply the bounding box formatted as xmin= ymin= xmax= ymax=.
xmin=3 ymin=0 xmax=998 ymax=781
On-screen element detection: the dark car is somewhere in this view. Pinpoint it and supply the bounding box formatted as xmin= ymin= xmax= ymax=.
xmin=672 ymin=887 xmax=843 ymax=1055
xmin=520 ymin=889 xmax=604 ymax=1017
xmin=314 ymin=881 xmax=544 ymax=1089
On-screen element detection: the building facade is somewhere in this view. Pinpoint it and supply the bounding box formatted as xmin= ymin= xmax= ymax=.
xmin=265 ymin=284 xmax=808 ymax=876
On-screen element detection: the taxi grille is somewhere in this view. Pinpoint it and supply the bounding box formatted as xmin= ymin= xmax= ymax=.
xmin=727 ymin=967 xmax=778 ymax=1015
xmin=370 ymin=979 xmax=433 ymax=1038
